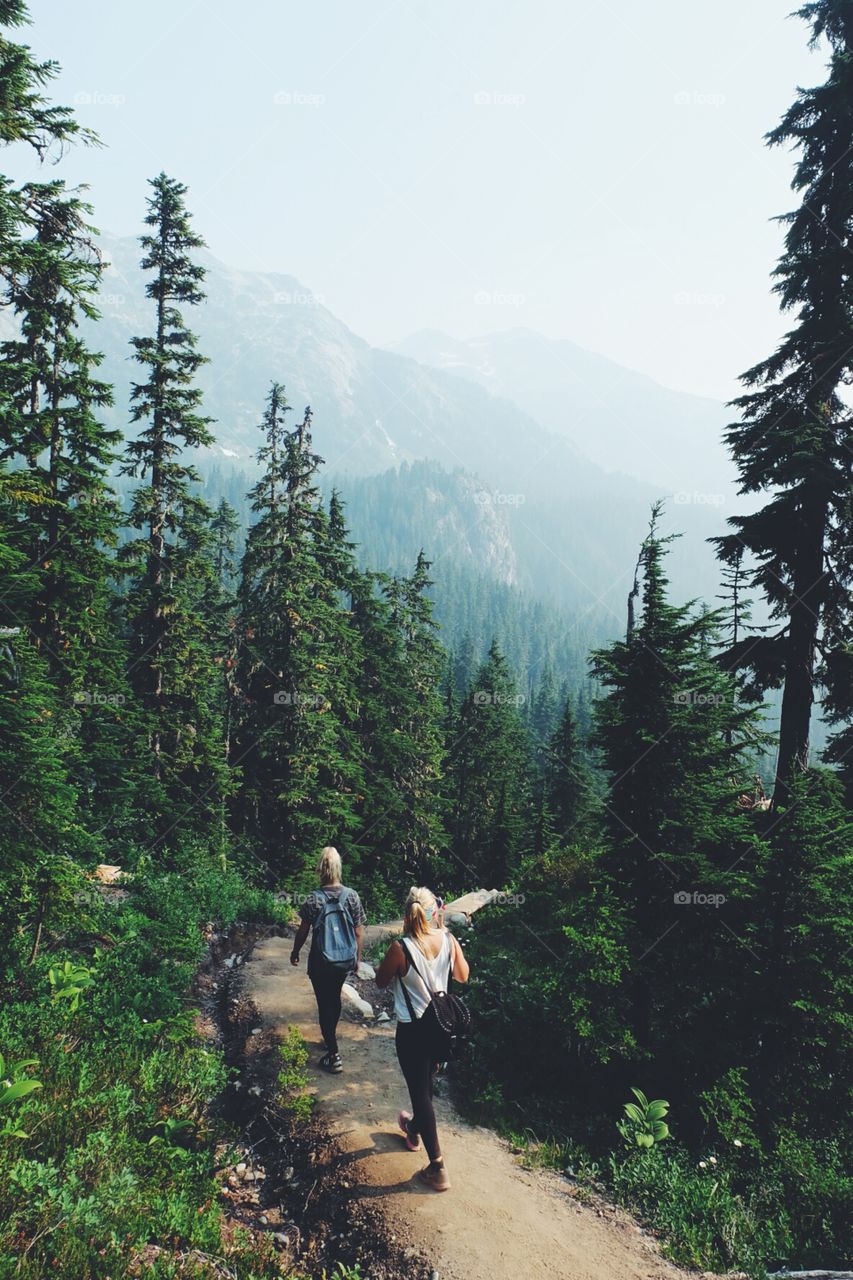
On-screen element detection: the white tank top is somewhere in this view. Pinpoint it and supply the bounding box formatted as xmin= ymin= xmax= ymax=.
xmin=394 ymin=932 xmax=452 ymax=1023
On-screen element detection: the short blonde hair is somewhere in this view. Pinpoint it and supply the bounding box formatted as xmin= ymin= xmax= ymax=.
xmin=317 ymin=846 xmax=342 ymax=886
xmin=403 ymin=886 xmax=438 ymax=942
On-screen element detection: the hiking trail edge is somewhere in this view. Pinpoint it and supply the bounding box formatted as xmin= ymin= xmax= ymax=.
xmin=245 ymin=927 xmax=698 ymax=1280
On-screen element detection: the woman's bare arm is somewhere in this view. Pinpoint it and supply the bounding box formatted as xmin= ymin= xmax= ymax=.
xmin=449 ymin=932 xmax=470 ymax=983
xmin=375 ymin=939 xmax=405 ymax=988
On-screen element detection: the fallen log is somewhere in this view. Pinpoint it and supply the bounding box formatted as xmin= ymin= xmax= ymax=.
xmin=443 ymin=888 xmax=498 ymax=920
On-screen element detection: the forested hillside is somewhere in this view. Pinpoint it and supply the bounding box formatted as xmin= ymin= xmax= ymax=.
xmin=10 ymin=227 xmax=735 ymax=611
xmin=0 ymin=1 xmax=851 ymax=1278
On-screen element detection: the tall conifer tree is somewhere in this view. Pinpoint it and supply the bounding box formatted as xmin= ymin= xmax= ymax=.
xmin=234 ymin=385 xmax=363 ymax=878
xmin=121 ymin=174 xmax=224 ymax=845
xmin=0 ymin=183 xmax=120 ymax=675
xmin=448 ymin=640 xmax=532 ymax=887
xmin=591 ymin=510 xmax=767 ymax=1053
xmin=715 ymin=0 xmax=853 ymax=803
xmin=0 ymin=1 xmax=103 ymax=948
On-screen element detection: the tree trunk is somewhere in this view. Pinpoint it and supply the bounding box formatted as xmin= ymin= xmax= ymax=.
xmin=28 ymin=891 xmax=47 ymax=965
xmin=773 ymin=492 xmax=828 ymax=808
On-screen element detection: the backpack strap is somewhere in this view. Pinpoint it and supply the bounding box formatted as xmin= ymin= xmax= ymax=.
xmin=398 ymin=940 xmax=421 ymax=1021
xmin=317 ymin=885 xmax=351 ymax=914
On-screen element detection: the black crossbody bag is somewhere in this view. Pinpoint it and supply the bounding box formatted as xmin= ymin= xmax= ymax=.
xmin=399 ymin=937 xmax=472 ymax=1060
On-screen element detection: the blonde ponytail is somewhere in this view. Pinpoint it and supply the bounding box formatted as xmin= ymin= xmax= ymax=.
xmin=403 ymin=886 xmax=438 ymax=943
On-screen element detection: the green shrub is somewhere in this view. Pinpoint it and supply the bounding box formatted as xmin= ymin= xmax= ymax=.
xmin=608 ymin=1143 xmax=787 ymax=1276
xmin=0 ymin=851 xmax=292 ymax=1279
xmin=277 ymin=1026 xmax=315 ymax=1120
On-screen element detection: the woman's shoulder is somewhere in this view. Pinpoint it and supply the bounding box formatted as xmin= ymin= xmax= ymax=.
xmin=418 ymin=930 xmax=450 ymax=958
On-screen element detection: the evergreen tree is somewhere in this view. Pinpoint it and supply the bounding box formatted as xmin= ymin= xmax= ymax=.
xmin=530 ymin=663 xmax=560 ymax=747
xmin=351 ymin=550 xmax=448 ymax=895
xmin=0 ymin=1 xmax=92 ymax=158
xmin=452 ymin=630 xmax=476 ymax=697
xmin=151 ymin=491 xmax=234 ymax=854
xmin=543 ymin=694 xmax=597 ymax=845
xmin=210 ymin=496 xmax=240 ymax=586
xmin=716 ymin=544 xmax=752 ymax=654
xmin=120 ymin=173 xmax=222 ymax=844
xmin=0 ymin=531 xmax=95 ymax=966
xmin=749 ymin=769 xmax=853 ymax=1133
xmin=0 ymin=182 xmax=120 ymax=676
xmin=233 ymin=385 xmax=363 ymax=878
xmin=590 ymin=508 xmax=767 ymax=1057
xmin=0 ymin=11 xmax=132 ymax=860
xmin=575 ymin=682 xmax=593 ymax=742
xmin=448 ymin=640 xmax=532 ymax=887
xmin=715 ymin=0 xmax=853 ymax=804
xmin=388 ymin=551 xmax=448 ymax=879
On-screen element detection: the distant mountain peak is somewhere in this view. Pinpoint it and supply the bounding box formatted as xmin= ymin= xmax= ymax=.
xmin=388 ymin=327 xmax=734 ymax=495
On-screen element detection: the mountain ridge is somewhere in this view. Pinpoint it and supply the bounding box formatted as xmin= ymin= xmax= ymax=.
xmin=80 ymin=233 xmax=734 ymax=612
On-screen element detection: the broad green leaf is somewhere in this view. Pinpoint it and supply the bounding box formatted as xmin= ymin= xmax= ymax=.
xmin=0 ymin=1080 xmax=42 ymax=1106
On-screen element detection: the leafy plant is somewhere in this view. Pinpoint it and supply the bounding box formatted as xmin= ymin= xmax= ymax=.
xmin=48 ymin=959 xmax=96 ymax=1013
xmin=148 ymin=1116 xmax=194 ymax=1147
xmin=0 ymin=1050 xmax=42 ymax=1139
xmin=618 ymin=1088 xmax=670 ymax=1149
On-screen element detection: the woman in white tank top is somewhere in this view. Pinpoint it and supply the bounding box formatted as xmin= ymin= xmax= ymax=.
xmin=393 ymin=928 xmax=452 ymax=1022
xmin=376 ymin=887 xmax=470 ymax=1193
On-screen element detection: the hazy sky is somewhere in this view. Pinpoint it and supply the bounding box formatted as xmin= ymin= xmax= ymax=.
xmin=23 ymin=0 xmax=821 ymax=402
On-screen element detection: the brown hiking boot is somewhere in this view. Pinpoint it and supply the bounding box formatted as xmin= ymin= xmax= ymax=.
xmin=419 ymin=1160 xmax=451 ymax=1192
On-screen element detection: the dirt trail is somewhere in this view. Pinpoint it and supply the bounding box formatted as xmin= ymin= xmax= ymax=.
xmin=245 ymin=929 xmax=689 ymax=1280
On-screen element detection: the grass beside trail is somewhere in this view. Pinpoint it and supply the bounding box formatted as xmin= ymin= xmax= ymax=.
xmin=0 ymin=858 xmax=367 ymax=1280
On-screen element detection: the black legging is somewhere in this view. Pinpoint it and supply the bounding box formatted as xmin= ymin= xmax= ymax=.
xmin=396 ymin=1019 xmax=441 ymax=1161
xmin=310 ymin=967 xmax=347 ymax=1054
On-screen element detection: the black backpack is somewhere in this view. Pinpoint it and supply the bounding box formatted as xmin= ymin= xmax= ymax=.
xmin=310 ymin=888 xmax=358 ymax=976
xmin=399 ymin=937 xmax=472 ymax=1060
